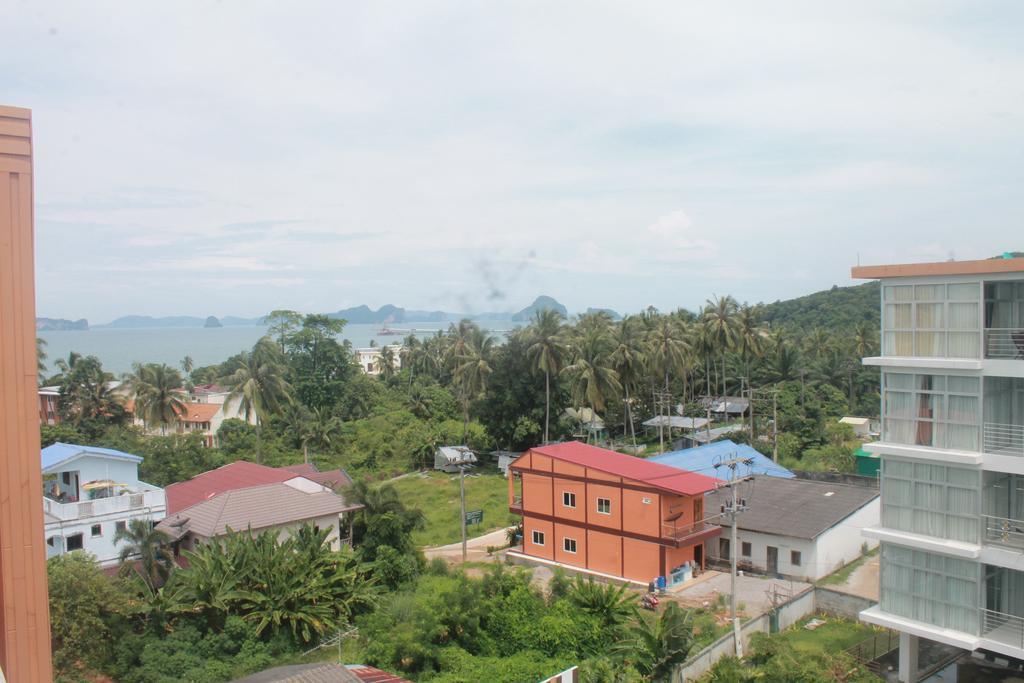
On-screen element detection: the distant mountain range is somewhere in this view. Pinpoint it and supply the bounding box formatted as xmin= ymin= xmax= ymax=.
xmin=39 ymin=295 xmax=609 ymax=330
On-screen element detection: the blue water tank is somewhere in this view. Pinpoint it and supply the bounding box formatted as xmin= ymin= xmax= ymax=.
xmin=656 ymin=575 xmax=666 ymax=590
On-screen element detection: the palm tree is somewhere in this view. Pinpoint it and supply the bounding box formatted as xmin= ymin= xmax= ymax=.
xmin=306 ymin=407 xmax=341 ymax=463
xmin=124 ymin=363 xmax=186 ymax=434
xmin=527 ymin=308 xmax=569 ymax=443
xmin=453 ymin=329 xmax=495 ymax=443
xmin=609 ymin=316 xmax=646 ymax=447
xmin=853 ymin=321 xmax=877 ymax=358
xmin=115 ymin=519 xmax=174 ymax=590
xmin=702 ymin=295 xmax=739 ymax=398
xmin=55 ymin=351 xmax=81 ymax=376
xmin=735 ymin=305 xmax=766 ymax=383
xmin=180 ymin=355 xmax=194 ymax=376
xmin=613 ymin=602 xmax=696 ymax=682
xmin=567 ymin=576 xmax=636 ymax=630
xmin=562 ymin=326 xmax=621 ymax=436
xmin=36 ymin=337 xmax=48 ymax=383
xmin=221 ymin=337 xmax=292 ymax=463
xmin=803 ymin=328 xmax=830 ymax=362
xmin=377 ymin=345 xmax=397 ymax=381
xmin=57 ymin=355 xmax=124 ymax=428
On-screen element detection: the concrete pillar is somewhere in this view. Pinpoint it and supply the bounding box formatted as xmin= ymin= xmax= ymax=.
xmin=0 ymin=104 xmax=53 ymax=680
xmin=898 ymin=632 xmax=919 ymax=683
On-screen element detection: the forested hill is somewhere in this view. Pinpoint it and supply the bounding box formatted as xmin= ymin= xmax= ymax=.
xmin=759 ymin=281 xmax=880 ymax=331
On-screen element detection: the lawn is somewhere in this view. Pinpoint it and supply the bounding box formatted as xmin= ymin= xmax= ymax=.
xmin=775 ymin=615 xmax=880 ymax=654
xmin=388 ymin=467 xmax=518 ymax=547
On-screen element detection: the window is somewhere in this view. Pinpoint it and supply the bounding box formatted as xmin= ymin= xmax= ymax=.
xmin=881 ymin=457 xmax=981 ymax=543
xmin=532 ymin=530 xmax=545 ymax=546
xmin=882 ymin=372 xmax=980 ymax=450
xmin=563 ymin=537 xmax=577 ymax=554
xmin=880 ymin=543 xmax=979 ymax=634
xmin=66 ymin=533 xmax=84 ymax=551
xmin=882 ymin=282 xmax=980 ymax=359
xmin=562 ymin=492 xmax=576 ymax=508
xmin=596 ymin=498 xmax=611 ymax=515
xmin=91 ymin=524 xmax=102 ymax=537
xmin=791 ymin=550 xmax=802 ymax=566
xmin=741 ymin=542 xmax=752 ymax=557
xmin=115 ymin=521 xmax=127 ymax=534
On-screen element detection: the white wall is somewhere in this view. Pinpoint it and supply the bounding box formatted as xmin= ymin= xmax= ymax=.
xmin=812 ymin=497 xmax=880 ymax=579
xmin=187 ymin=514 xmax=345 ymax=552
xmin=44 ymin=492 xmax=166 ymax=566
xmin=45 ymin=454 xmax=144 ymax=496
xmin=709 ymin=530 xmax=818 ymax=580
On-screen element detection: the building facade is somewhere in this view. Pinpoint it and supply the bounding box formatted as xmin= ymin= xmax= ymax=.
xmin=42 ymin=444 xmax=166 ymax=566
xmin=853 ymin=257 xmax=1024 ymax=679
xmin=507 ymin=441 xmax=721 ymax=584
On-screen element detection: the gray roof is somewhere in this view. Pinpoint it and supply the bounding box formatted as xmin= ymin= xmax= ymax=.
xmin=157 ymin=480 xmax=359 ymax=540
xmin=688 ymin=425 xmax=743 ymax=444
xmin=437 ymin=446 xmax=477 ymax=464
xmin=643 ymin=416 xmax=710 ymax=429
xmin=706 ymin=477 xmax=878 ymax=540
xmin=233 ymin=663 xmax=361 ymax=683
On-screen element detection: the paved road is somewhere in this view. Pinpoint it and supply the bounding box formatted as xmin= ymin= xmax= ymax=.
xmin=670 ymin=571 xmax=812 ymax=617
xmin=423 ymin=527 xmax=513 ymax=563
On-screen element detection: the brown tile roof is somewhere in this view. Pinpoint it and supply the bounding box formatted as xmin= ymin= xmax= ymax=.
xmin=158 ymin=480 xmax=360 ymax=540
xmin=851 ymin=256 xmax=1024 ymax=279
xmin=232 ymin=663 xmax=412 ymax=683
xmin=178 ymin=402 xmax=221 ymax=423
xmin=281 ymin=463 xmax=354 ymax=490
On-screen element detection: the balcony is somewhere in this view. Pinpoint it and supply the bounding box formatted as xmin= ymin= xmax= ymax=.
xmin=661 ymin=518 xmax=719 ymax=545
xmin=43 ymin=489 xmax=165 ymax=521
xmin=985 ymin=422 xmax=1024 ymax=457
xmin=509 ymin=495 xmax=522 ymax=514
xmin=985 ymin=328 xmax=1024 ymax=360
xmin=983 ymin=514 xmax=1024 ymax=549
xmin=983 ymin=609 xmax=1024 ymax=650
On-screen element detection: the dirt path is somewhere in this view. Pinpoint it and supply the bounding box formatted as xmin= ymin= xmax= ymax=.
xmin=423 ymin=527 xmax=513 ymax=563
xmin=824 ymin=553 xmax=879 ymax=601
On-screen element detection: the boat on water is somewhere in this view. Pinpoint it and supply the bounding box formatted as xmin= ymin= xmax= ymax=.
xmin=377 ymin=327 xmax=404 ymax=336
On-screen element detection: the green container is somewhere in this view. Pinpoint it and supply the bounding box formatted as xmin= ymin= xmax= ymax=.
xmin=855 ymin=446 xmax=880 ymax=478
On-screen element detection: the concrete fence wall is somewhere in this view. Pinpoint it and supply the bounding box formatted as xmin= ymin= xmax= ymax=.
xmin=677 ymin=586 xmax=877 ymax=681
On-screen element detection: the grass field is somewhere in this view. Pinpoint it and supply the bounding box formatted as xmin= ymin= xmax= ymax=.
xmin=388 ymin=467 xmax=518 ymax=547
xmin=776 ymin=615 xmax=879 ymax=654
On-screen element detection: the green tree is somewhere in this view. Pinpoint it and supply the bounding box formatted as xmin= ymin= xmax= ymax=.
xmin=377 ymin=344 xmax=397 ymax=381
xmin=453 ymin=327 xmax=495 ymax=443
xmin=36 ymin=336 xmax=48 ymax=383
xmin=180 ymin=355 xmax=194 ymax=376
xmin=265 ymin=309 xmax=304 ymax=350
xmin=221 ymin=337 xmax=292 ymax=463
xmin=563 ymin=326 xmax=621 ymax=419
xmin=703 ymin=295 xmax=740 ymax=397
xmin=528 ymin=308 xmax=569 ymax=443
xmin=614 ymin=602 xmax=696 ymax=682
xmin=609 ymin=317 xmax=647 ymax=445
xmin=124 ymin=362 xmax=186 ymax=434
xmin=115 ymin=518 xmax=174 ymax=590
xmin=567 ymin=576 xmax=636 ymax=631
xmin=58 ymin=355 xmax=126 ymax=438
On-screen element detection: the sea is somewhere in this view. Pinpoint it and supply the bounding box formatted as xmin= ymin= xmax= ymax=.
xmin=37 ymin=321 xmax=519 ymax=376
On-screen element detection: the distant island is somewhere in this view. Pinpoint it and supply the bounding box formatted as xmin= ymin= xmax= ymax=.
xmin=36 ymin=317 xmax=89 ymax=331
xmin=40 ymin=295 xmax=627 ymax=330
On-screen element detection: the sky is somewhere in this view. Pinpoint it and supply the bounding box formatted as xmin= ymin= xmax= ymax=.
xmin=4 ymin=1 xmax=1023 ymax=323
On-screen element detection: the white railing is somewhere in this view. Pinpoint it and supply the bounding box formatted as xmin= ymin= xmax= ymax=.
xmin=43 ymin=489 xmax=165 ymax=521
xmin=985 ymin=422 xmax=1024 ymax=457
xmin=982 ymin=514 xmax=1024 ymax=548
xmin=986 ymin=328 xmax=1024 ymax=360
xmin=982 ymin=608 xmax=1024 ymax=650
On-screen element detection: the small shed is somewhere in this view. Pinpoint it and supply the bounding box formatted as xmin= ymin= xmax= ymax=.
xmin=839 ymin=416 xmax=871 ymax=438
xmin=435 ymin=446 xmax=477 ymax=473
xmin=854 ymin=445 xmax=880 ymax=478
xmin=492 ymin=451 xmax=522 ymax=477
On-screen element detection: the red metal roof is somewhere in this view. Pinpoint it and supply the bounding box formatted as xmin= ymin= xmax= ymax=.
xmin=347 ymin=665 xmax=412 ymax=683
xmin=165 ymin=461 xmax=353 ymax=514
xmin=528 ymin=441 xmax=722 ymax=495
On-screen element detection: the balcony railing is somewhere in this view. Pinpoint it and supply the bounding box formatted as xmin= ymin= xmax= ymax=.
xmin=43 ymin=489 xmax=165 ymax=521
xmin=985 ymin=328 xmax=1024 ymax=360
xmin=982 ymin=608 xmax=1024 ymax=650
xmin=661 ymin=519 xmax=714 ymax=543
xmin=982 ymin=514 xmax=1024 ymax=549
xmin=985 ymin=422 xmax=1024 ymax=457
xmin=509 ymin=496 xmax=522 ymax=511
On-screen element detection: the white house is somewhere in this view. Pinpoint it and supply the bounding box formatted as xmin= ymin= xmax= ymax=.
xmin=129 ymin=384 xmax=255 ymax=447
xmin=838 ymin=416 xmax=871 ymax=438
xmin=705 ymin=476 xmax=879 ymax=582
xmin=354 ymin=345 xmax=402 ymax=376
xmin=42 ymin=443 xmax=166 ymax=567
xmin=435 ymin=445 xmax=477 ymax=473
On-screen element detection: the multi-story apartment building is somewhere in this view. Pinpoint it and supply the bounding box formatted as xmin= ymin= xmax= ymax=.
xmin=507 ymin=441 xmax=721 ymax=584
xmin=853 ymin=256 xmax=1024 ymax=681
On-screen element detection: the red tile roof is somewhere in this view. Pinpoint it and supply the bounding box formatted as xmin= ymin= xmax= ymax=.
xmin=529 ymin=441 xmax=722 ymax=495
xmin=165 ymin=460 xmax=354 ymax=514
xmin=178 ymin=402 xmax=221 ymax=423
xmin=347 ymin=666 xmax=412 ymax=683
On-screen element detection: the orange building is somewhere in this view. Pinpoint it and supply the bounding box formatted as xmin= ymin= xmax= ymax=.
xmin=0 ymin=104 xmax=54 ymax=679
xmin=508 ymin=441 xmax=721 ymax=584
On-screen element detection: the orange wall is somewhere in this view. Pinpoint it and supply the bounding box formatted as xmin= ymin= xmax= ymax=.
xmin=587 ymin=529 xmax=622 ymax=576
xmin=622 ymin=488 xmax=661 ymax=536
xmin=552 ymin=477 xmax=586 ymax=523
xmin=622 ymin=538 xmax=661 ymax=583
xmin=523 ymin=472 xmax=553 ymax=515
xmin=523 ymin=518 xmax=554 ymax=561
xmin=587 ymin=482 xmax=621 ymax=531
xmin=665 ymin=543 xmax=695 ymax=571
xmin=554 ymin=522 xmax=587 ymax=568
xmin=0 ymin=104 xmax=53 ymax=680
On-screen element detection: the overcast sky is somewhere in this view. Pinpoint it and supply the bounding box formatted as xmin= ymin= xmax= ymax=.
xmin=5 ymin=2 xmax=1022 ymax=323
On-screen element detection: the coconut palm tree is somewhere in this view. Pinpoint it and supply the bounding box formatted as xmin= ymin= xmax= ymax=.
xmin=453 ymin=329 xmax=495 ymax=443
xmin=735 ymin=305 xmax=766 ymax=383
xmin=306 ymin=407 xmax=341 ymax=463
xmin=567 ymin=576 xmax=637 ymax=631
xmin=609 ymin=316 xmax=646 ymax=447
xmin=562 ymin=326 xmax=621 ymax=431
xmin=36 ymin=337 xmax=48 ymax=383
xmin=115 ymin=519 xmax=174 ymax=590
xmin=221 ymin=337 xmax=292 ymax=463
xmin=702 ymin=295 xmax=739 ymax=398
xmin=180 ymin=355 xmax=194 ymax=376
xmin=377 ymin=345 xmax=397 ymax=381
xmin=124 ymin=363 xmax=187 ymax=434
xmin=613 ymin=602 xmax=696 ymax=682
xmin=803 ymin=328 xmax=830 ymax=362
xmin=527 ymin=308 xmax=569 ymax=443
xmin=853 ymin=321 xmax=877 ymax=358
xmin=55 ymin=351 xmax=81 ymax=376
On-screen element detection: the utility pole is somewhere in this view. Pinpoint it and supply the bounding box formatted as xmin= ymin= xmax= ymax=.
xmin=715 ymin=455 xmax=753 ymax=658
xmin=460 ymin=461 xmax=467 ymax=563
xmin=747 ymin=383 xmax=755 ymax=442
xmin=772 ymin=391 xmax=778 ymax=463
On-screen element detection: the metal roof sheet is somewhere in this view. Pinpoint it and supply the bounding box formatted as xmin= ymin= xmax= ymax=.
xmin=41 ymin=442 xmax=142 ymax=471
xmin=649 ymin=440 xmax=794 ymax=480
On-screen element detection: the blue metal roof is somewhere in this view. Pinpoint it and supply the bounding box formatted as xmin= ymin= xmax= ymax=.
xmin=41 ymin=442 xmax=143 ymax=471
xmin=648 ymin=440 xmax=794 ymax=480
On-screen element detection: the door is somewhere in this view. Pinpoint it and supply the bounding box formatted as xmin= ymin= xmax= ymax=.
xmin=767 ymin=546 xmax=778 ymax=574
xmin=694 ymin=543 xmax=704 ymax=570
xmin=719 ymin=538 xmax=730 ymax=561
